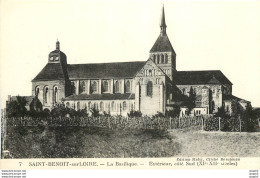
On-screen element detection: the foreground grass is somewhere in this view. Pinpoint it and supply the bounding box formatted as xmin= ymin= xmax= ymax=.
xmin=168 ymin=126 xmax=260 ymax=157
xmin=6 ymin=126 xmax=180 ymax=158
xmin=6 ymin=126 xmax=260 ymax=158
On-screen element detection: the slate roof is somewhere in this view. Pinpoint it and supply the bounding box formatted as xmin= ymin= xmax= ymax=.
xmin=63 ymin=93 xmax=135 ymax=101
xmin=150 ymin=34 xmax=175 ymax=53
xmin=49 ymin=49 xmax=66 ymax=58
xmin=32 ymin=63 xmax=66 ymax=81
xmin=223 ymin=94 xmax=250 ymax=103
xmin=173 ymin=70 xmax=232 ymax=85
xmin=67 ymin=61 xmax=145 ymax=79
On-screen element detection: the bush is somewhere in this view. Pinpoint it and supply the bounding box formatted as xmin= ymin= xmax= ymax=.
xmin=76 ymin=109 xmax=88 ymax=117
xmin=127 ymin=110 xmax=142 ymax=118
xmin=241 ymin=105 xmax=259 ymax=132
xmin=165 ymin=106 xmax=180 ymax=118
xmin=153 ymin=112 xmax=165 ymax=118
xmin=214 ymin=106 xmax=230 ymax=119
xmin=26 ymin=109 xmax=51 ymax=118
xmin=90 ymin=107 xmax=99 ymax=117
xmin=102 ymin=111 xmax=111 ymax=117
xmin=29 ymin=96 xmax=43 ymax=112
xmin=50 ymin=104 xmax=88 ymax=118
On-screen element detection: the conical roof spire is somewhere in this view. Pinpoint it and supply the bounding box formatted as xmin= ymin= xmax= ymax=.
xmin=160 ymin=5 xmax=167 ymax=36
xmin=56 ymin=39 xmax=60 ymax=50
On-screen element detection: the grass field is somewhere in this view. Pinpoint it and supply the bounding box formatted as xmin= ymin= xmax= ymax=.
xmin=5 ymin=126 xmax=260 ymax=158
xmin=168 ymin=126 xmax=260 ymax=157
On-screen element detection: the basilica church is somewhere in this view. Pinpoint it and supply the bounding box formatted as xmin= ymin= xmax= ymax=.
xmin=31 ymin=6 xmax=250 ymax=116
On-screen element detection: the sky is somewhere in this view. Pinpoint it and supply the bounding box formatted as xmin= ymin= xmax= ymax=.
xmin=1 ymin=0 xmax=260 ymax=109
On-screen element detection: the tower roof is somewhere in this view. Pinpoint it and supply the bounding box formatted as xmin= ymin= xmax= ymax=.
xmin=150 ymin=5 xmax=175 ymax=53
xmin=150 ymin=34 xmax=175 ymax=53
xmin=49 ymin=40 xmax=66 ymax=58
xmin=160 ymin=5 xmax=167 ymax=28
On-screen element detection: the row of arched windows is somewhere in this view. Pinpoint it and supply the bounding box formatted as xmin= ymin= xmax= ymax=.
xmin=143 ymin=69 xmax=170 ymax=76
xmin=152 ymin=54 xmax=168 ymax=64
xmin=75 ymin=80 xmax=132 ymax=94
xmin=162 ymin=69 xmax=170 ymax=75
xmin=35 ymin=86 xmax=58 ymax=104
xmin=66 ymin=101 xmax=134 ymax=112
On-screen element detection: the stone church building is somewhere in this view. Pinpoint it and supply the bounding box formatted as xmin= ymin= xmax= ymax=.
xmin=31 ymin=6 xmax=250 ymax=116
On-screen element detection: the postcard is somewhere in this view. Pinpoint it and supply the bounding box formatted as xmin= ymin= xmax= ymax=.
xmin=0 ymin=0 xmax=260 ymax=171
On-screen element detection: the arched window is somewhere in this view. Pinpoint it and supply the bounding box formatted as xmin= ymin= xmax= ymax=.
xmin=66 ymin=102 xmax=70 ymax=108
xmin=125 ymin=80 xmax=131 ymax=93
xmin=77 ymin=102 xmax=80 ymax=110
xmin=100 ymin=102 xmax=104 ymax=111
xmin=54 ymin=86 xmax=58 ymax=103
xmin=80 ymin=81 xmax=85 ymax=94
xmin=147 ymin=81 xmax=153 ymax=97
xmin=44 ymin=87 xmax=49 ymax=103
xmin=118 ymin=103 xmax=121 ymax=112
xmin=94 ymin=102 xmax=98 ymax=110
xmin=88 ymin=101 xmax=91 ymax=110
xmin=91 ymin=81 xmax=97 ymax=93
xmin=211 ymin=100 xmax=215 ymax=113
xmin=157 ymin=54 xmax=160 ymax=64
xmin=115 ymin=81 xmax=120 ymax=93
xmin=182 ymin=88 xmax=186 ymax=95
xmin=131 ymin=103 xmax=134 ymax=111
xmin=165 ymin=54 xmax=168 ymax=64
xmin=111 ymin=101 xmax=115 ymax=111
xmin=71 ymin=82 xmax=76 ymax=94
xmin=149 ymin=69 xmax=152 ymax=76
xmin=35 ymin=86 xmax=40 ymax=96
xmin=153 ymin=54 xmax=156 ymax=63
xmin=103 ymin=80 xmax=109 ymax=93
xmin=123 ymin=101 xmax=127 ymax=111
xmin=161 ymin=54 xmax=164 ymax=63
xmin=139 ymin=78 xmax=143 ymax=84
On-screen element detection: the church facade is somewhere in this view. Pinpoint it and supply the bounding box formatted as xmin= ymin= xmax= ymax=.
xmin=31 ymin=6 xmax=250 ymax=116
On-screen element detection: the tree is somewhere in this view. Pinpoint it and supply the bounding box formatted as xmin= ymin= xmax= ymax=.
xmin=51 ymin=103 xmax=69 ymax=117
xmin=230 ymin=99 xmax=243 ymax=117
xmin=184 ymin=87 xmax=196 ymax=114
xmin=214 ymin=106 xmax=230 ymax=119
xmin=6 ymin=96 xmax=28 ymax=117
xmin=127 ymin=111 xmax=142 ymax=118
xmin=90 ymin=107 xmax=99 ymax=117
xmin=242 ymin=104 xmax=259 ymax=132
xmin=29 ymin=96 xmax=43 ymax=112
xmin=50 ymin=103 xmax=88 ymax=117
xmin=165 ymin=105 xmax=181 ymax=118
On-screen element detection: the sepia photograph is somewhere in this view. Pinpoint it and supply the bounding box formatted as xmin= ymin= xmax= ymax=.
xmin=1 ymin=0 xmax=260 ymax=161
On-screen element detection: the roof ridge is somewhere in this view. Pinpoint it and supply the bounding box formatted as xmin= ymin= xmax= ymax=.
xmin=68 ymin=61 xmax=146 ymax=66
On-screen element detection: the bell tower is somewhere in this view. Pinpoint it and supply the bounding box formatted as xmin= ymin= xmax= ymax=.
xmin=48 ymin=40 xmax=67 ymax=66
xmin=149 ymin=5 xmax=176 ymax=80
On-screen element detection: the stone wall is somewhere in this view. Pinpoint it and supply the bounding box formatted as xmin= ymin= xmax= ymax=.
xmin=64 ymin=99 xmax=135 ymax=117
xmin=70 ymin=78 xmax=135 ymax=95
xmin=32 ymin=80 xmax=66 ymax=109
xmin=176 ymin=84 xmax=223 ymax=114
